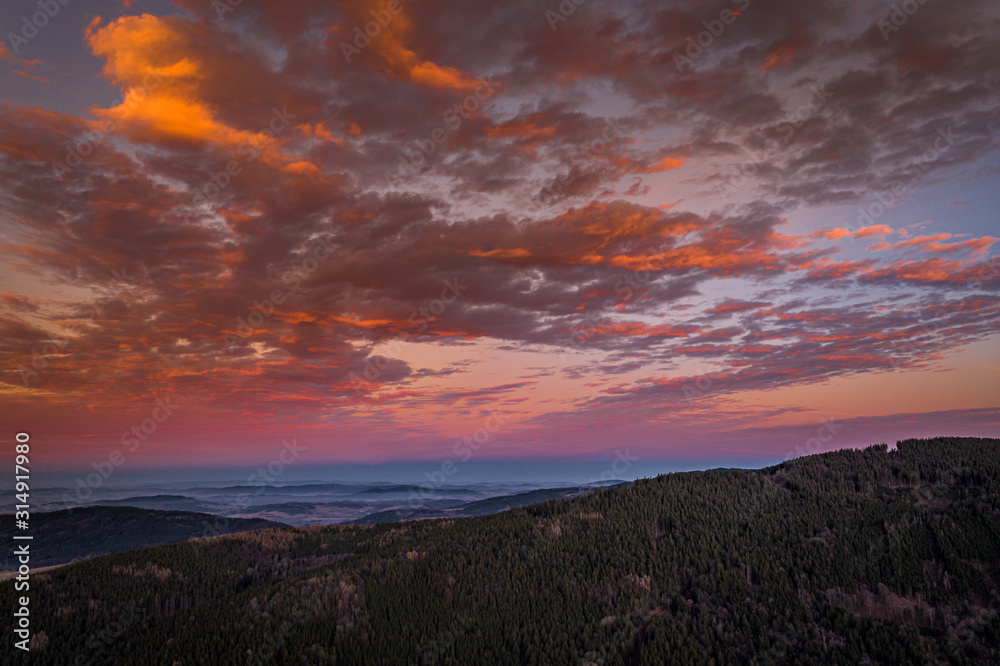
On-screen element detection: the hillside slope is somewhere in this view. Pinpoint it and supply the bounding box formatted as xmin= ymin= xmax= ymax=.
xmin=347 ymin=485 xmax=602 ymax=524
xmin=0 ymin=506 xmax=284 ymax=570
xmin=2 ymin=437 xmax=998 ymax=664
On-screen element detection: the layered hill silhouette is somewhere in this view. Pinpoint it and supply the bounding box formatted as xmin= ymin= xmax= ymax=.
xmin=2 ymin=437 xmax=997 ymax=664
xmin=346 ymin=485 xmax=602 ymax=524
xmin=0 ymin=506 xmax=283 ymax=571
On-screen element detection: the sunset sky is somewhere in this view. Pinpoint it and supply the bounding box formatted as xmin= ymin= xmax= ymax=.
xmin=1 ymin=0 xmax=998 ymax=476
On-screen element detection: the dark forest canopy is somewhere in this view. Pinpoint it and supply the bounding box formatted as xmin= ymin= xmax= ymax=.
xmin=3 ymin=437 xmax=998 ymax=664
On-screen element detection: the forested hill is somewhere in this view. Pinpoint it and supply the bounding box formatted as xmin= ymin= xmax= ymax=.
xmin=0 ymin=506 xmax=284 ymax=571
xmin=3 ymin=437 xmax=998 ymax=664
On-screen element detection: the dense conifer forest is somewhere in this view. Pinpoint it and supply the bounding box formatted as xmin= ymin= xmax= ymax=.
xmin=3 ymin=437 xmax=998 ymax=664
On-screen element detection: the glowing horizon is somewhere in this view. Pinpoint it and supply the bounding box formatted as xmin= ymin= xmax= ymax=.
xmin=1 ymin=0 xmax=998 ymax=476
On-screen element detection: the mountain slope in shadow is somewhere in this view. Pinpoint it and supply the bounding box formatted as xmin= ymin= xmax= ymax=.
xmin=0 ymin=506 xmax=284 ymax=570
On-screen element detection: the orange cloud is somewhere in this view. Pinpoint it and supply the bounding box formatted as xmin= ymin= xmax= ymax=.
xmin=805 ymin=258 xmax=877 ymax=280
xmin=85 ymin=15 xmax=284 ymax=154
xmin=13 ymin=70 xmax=49 ymax=83
xmin=282 ymin=161 xmax=323 ymax=177
xmin=642 ymin=155 xmax=687 ymax=173
xmin=759 ymin=45 xmax=796 ymax=70
xmin=867 ymin=233 xmax=952 ymax=250
xmin=818 ymin=225 xmax=894 ymax=240
xmin=708 ymin=301 xmax=770 ymax=315
xmin=867 ymin=234 xmax=995 ymax=255
xmin=338 ymin=0 xmax=481 ymax=92
xmin=861 ymin=258 xmax=982 ymax=284
xmin=455 ymin=202 xmax=800 ymax=277
xmin=468 ymin=248 xmax=533 ymax=260
xmin=486 ymin=119 xmax=557 ymax=152
xmin=806 ymin=254 xmax=998 ymax=286
xmin=575 ymin=322 xmax=698 ymax=339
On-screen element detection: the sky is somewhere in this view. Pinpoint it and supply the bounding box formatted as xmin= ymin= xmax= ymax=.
xmin=0 ymin=0 xmax=998 ymax=480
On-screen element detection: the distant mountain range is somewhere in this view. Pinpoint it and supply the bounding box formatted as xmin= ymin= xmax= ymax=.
xmin=90 ymin=494 xmax=227 ymax=514
xmin=0 ymin=483 xmax=629 ymax=569
xmin=26 ymin=479 xmax=631 ymax=526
